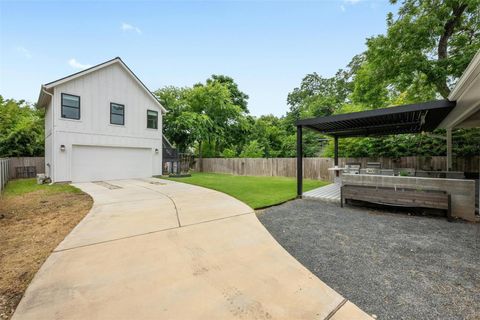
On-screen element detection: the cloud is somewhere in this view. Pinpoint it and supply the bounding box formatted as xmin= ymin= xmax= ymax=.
xmin=15 ymin=46 xmax=32 ymax=59
xmin=121 ymin=22 xmax=142 ymax=34
xmin=345 ymin=0 xmax=361 ymax=3
xmin=68 ymin=58 xmax=92 ymax=69
xmin=340 ymin=5 xmax=346 ymax=12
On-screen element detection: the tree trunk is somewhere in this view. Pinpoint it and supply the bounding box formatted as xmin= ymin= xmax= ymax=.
xmin=198 ymin=140 xmax=203 ymax=172
xmin=436 ymin=3 xmax=468 ymax=98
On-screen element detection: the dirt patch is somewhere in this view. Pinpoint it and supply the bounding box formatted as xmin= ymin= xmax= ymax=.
xmin=0 ymin=189 xmax=93 ymax=319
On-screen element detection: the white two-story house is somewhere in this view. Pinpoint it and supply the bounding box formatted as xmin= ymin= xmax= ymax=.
xmin=37 ymin=57 xmax=166 ymax=183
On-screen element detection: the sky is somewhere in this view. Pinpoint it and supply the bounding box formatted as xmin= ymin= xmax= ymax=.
xmin=0 ymin=0 xmax=398 ymax=117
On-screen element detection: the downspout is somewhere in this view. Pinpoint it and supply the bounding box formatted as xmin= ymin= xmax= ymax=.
xmin=41 ymin=85 xmax=54 ymax=183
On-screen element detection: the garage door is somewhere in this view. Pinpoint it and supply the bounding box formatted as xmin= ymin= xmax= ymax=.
xmin=72 ymin=145 xmax=152 ymax=182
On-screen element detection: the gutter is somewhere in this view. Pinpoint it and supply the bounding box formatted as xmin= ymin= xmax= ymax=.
xmin=41 ymin=85 xmax=54 ymax=182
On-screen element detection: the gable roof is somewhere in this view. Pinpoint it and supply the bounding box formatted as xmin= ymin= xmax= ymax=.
xmin=37 ymin=57 xmax=166 ymax=113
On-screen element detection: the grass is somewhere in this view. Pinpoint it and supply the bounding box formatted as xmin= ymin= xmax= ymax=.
xmin=163 ymin=172 xmax=329 ymax=209
xmin=0 ymin=179 xmax=92 ymax=319
xmin=3 ymin=178 xmax=82 ymax=197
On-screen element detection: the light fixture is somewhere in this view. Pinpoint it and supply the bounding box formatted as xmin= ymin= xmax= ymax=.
xmin=155 ymin=148 xmax=159 ymax=154
xmin=60 ymin=145 xmax=66 ymax=151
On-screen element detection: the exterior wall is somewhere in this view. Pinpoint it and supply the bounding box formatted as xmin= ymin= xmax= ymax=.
xmin=44 ymin=99 xmax=53 ymax=179
xmin=45 ymin=135 xmax=53 ymax=178
xmin=49 ymin=63 xmax=163 ymax=182
xmin=342 ymin=174 xmax=476 ymax=222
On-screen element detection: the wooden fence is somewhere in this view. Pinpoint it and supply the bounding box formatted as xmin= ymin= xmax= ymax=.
xmin=7 ymin=157 xmax=45 ymax=180
xmin=195 ymin=156 xmax=480 ymax=182
xmin=0 ymin=158 xmax=10 ymax=192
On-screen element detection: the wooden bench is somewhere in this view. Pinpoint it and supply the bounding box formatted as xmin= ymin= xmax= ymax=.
xmin=341 ymin=184 xmax=452 ymax=220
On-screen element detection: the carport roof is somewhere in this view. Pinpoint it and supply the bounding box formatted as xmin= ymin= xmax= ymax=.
xmin=296 ymin=100 xmax=455 ymax=137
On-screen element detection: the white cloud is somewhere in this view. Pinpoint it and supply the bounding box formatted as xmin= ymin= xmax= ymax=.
xmin=340 ymin=5 xmax=346 ymax=12
xmin=121 ymin=22 xmax=142 ymax=34
xmin=68 ymin=58 xmax=92 ymax=69
xmin=15 ymin=46 xmax=32 ymax=59
xmin=345 ymin=0 xmax=361 ymax=4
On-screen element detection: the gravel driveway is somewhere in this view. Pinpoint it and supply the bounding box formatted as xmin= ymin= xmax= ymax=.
xmin=259 ymin=199 xmax=480 ymax=320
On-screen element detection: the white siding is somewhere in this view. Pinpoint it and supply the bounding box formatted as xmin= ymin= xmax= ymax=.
xmin=45 ymin=135 xmax=53 ymax=179
xmin=49 ymin=62 xmax=163 ymax=182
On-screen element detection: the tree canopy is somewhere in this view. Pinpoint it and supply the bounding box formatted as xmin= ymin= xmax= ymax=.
xmin=0 ymin=96 xmax=44 ymax=157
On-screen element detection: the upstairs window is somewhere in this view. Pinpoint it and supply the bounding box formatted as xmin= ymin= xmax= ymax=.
xmin=147 ymin=110 xmax=158 ymax=129
xmin=110 ymin=103 xmax=125 ymax=125
xmin=61 ymin=93 xmax=80 ymax=120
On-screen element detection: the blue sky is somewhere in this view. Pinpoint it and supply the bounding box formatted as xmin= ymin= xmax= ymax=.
xmin=0 ymin=0 xmax=397 ymax=116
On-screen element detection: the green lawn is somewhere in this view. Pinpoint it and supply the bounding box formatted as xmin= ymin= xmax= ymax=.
xmin=163 ymin=172 xmax=329 ymax=209
xmin=2 ymin=178 xmax=82 ymax=197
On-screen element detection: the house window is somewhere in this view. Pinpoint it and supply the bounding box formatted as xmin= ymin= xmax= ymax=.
xmin=61 ymin=93 xmax=80 ymax=120
xmin=110 ymin=103 xmax=125 ymax=125
xmin=147 ymin=110 xmax=158 ymax=129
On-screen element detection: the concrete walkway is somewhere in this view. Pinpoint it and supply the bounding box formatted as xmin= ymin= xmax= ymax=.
xmin=12 ymin=178 xmax=371 ymax=320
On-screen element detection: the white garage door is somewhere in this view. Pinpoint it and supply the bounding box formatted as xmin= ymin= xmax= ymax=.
xmin=72 ymin=145 xmax=152 ymax=182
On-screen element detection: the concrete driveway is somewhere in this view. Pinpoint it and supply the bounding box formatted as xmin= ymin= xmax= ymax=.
xmin=12 ymin=178 xmax=371 ymax=320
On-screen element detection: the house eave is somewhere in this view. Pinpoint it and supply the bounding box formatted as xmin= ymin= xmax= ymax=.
xmin=38 ymin=57 xmax=167 ymax=114
xmin=439 ymin=49 xmax=480 ymax=129
xmin=37 ymin=85 xmax=53 ymax=109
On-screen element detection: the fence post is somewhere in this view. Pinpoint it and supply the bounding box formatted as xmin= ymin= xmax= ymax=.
xmin=0 ymin=160 xmax=3 ymax=192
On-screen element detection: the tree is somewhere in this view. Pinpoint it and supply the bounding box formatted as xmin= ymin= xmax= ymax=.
xmin=187 ymin=81 xmax=246 ymax=157
xmin=360 ymin=0 xmax=480 ymax=99
xmin=239 ymin=140 xmax=264 ymax=158
xmin=0 ymin=96 xmax=44 ymax=157
xmin=221 ymin=148 xmax=237 ymax=158
xmin=206 ymin=75 xmax=249 ymax=112
xmin=247 ymin=115 xmax=285 ymax=158
xmin=155 ymin=86 xmax=191 ymax=151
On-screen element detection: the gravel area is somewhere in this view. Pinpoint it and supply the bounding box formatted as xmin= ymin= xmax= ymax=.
xmin=258 ymin=199 xmax=480 ymax=320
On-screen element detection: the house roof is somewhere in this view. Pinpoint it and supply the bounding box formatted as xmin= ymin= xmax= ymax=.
xmin=37 ymin=57 xmax=166 ymax=113
xmin=438 ymin=49 xmax=480 ymax=129
xmin=296 ymin=100 xmax=455 ymax=137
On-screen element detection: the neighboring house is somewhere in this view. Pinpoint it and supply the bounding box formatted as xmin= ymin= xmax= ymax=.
xmin=37 ymin=57 xmax=167 ymax=182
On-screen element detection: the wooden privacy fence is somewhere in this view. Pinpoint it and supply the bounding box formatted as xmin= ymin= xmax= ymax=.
xmin=9 ymin=157 xmax=45 ymax=179
xmin=0 ymin=158 xmax=10 ymax=192
xmin=5 ymin=157 xmax=45 ymax=180
xmin=195 ymin=156 xmax=480 ymax=182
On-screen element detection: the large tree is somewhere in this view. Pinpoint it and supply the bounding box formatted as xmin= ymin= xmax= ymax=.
xmin=359 ymin=0 xmax=480 ymax=100
xmin=206 ymin=75 xmax=249 ymax=113
xmin=155 ymin=79 xmax=249 ymax=158
xmin=155 ymin=86 xmax=191 ymax=151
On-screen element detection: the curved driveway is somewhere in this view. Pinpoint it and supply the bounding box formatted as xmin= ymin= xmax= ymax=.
xmin=13 ymin=178 xmax=371 ymax=320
